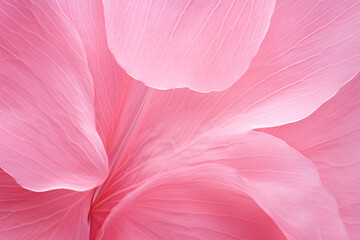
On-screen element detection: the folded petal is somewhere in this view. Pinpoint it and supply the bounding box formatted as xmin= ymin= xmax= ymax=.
xmin=57 ymin=0 xmax=149 ymax=149
xmin=102 ymin=0 xmax=275 ymax=92
xmin=261 ymin=74 xmax=360 ymax=239
xmin=0 ymin=0 xmax=108 ymax=191
xmin=96 ymin=165 xmax=286 ymax=240
xmin=92 ymin=130 xmax=348 ymax=240
xmin=0 ymin=168 xmax=92 ymax=240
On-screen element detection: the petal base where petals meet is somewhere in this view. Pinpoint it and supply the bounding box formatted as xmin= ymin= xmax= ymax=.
xmin=91 ymin=130 xmax=348 ymax=240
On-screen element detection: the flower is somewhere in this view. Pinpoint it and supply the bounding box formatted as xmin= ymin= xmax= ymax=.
xmin=0 ymin=0 xmax=359 ymax=239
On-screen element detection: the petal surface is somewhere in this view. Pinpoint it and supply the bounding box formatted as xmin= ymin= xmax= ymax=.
xmin=57 ymin=0 xmax=149 ymax=150
xmin=261 ymin=74 xmax=360 ymax=239
xmin=96 ymin=0 xmax=360 ymax=152
xmin=0 ymin=168 xmax=92 ymax=240
xmin=96 ymin=165 xmax=286 ymax=240
xmin=0 ymin=0 xmax=108 ymax=191
xmin=229 ymin=0 xmax=360 ymax=129
xmin=92 ymin=130 xmax=348 ymax=240
xmin=103 ymin=0 xmax=275 ymax=92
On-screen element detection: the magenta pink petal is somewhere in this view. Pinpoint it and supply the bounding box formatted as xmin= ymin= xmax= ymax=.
xmin=0 ymin=0 xmax=108 ymax=191
xmin=262 ymin=74 xmax=360 ymax=239
xmin=102 ymin=0 xmax=276 ymax=92
xmin=95 ymin=164 xmax=286 ymax=240
xmin=0 ymin=169 xmax=92 ymax=240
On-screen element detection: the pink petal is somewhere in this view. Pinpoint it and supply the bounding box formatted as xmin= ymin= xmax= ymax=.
xmin=96 ymin=165 xmax=286 ymax=240
xmin=57 ymin=0 xmax=149 ymax=150
xmin=102 ymin=0 xmax=276 ymax=92
xmin=92 ymin=130 xmax=348 ymax=239
xmin=94 ymin=0 xmax=360 ymax=155
xmin=0 ymin=168 xmax=92 ymax=240
xmin=261 ymin=74 xmax=360 ymax=239
xmin=0 ymin=0 xmax=108 ymax=191
xmin=235 ymin=0 xmax=360 ymax=128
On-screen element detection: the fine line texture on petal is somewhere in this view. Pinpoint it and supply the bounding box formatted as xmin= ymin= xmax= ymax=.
xmin=262 ymin=74 xmax=360 ymax=239
xmin=227 ymin=0 xmax=360 ymax=129
xmin=0 ymin=169 xmax=92 ymax=240
xmin=91 ymin=129 xmax=348 ymax=240
xmin=0 ymin=0 xmax=108 ymax=191
xmin=93 ymin=0 xmax=360 ymax=155
xmin=57 ymin=0 xmax=149 ymax=152
xmin=102 ymin=0 xmax=276 ymax=92
xmin=96 ymin=164 xmax=286 ymax=240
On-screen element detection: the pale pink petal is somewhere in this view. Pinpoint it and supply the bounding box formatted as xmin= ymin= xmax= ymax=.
xmin=0 ymin=0 xmax=108 ymax=191
xmin=57 ymin=0 xmax=149 ymax=150
xmin=262 ymin=74 xmax=360 ymax=239
xmin=102 ymin=0 xmax=276 ymax=92
xmin=96 ymin=165 xmax=286 ymax=240
xmin=92 ymin=130 xmax=348 ymax=239
xmin=234 ymin=0 xmax=360 ymax=128
xmin=93 ymin=0 xmax=360 ymax=158
xmin=0 ymin=168 xmax=92 ymax=240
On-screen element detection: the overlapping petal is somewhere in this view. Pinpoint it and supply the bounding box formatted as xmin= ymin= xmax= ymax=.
xmin=234 ymin=0 xmax=360 ymax=129
xmin=91 ymin=130 xmax=348 ymax=240
xmin=95 ymin=0 xmax=360 ymax=155
xmin=102 ymin=0 xmax=276 ymax=92
xmin=96 ymin=165 xmax=286 ymax=240
xmin=0 ymin=169 xmax=92 ymax=240
xmin=57 ymin=0 xmax=148 ymax=150
xmin=90 ymin=1 xmax=360 ymax=237
xmin=0 ymin=0 xmax=108 ymax=191
xmin=262 ymin=74 xmax=360 ymax=239
xmin=0 ymin=1 xmax=358 ymax=239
